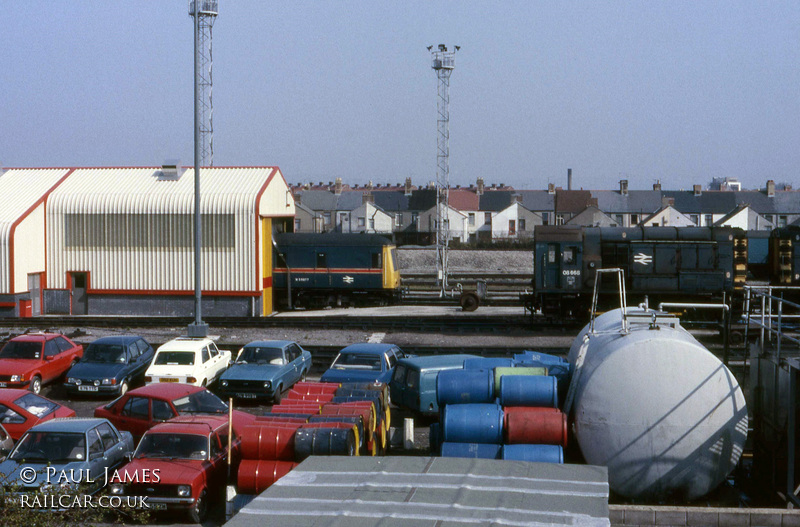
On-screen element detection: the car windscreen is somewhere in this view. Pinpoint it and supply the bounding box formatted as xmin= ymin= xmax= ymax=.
xmin=11 ymin=431 xmax=86 ymax=462
xmin=331 ymin=353 xmax=382 ymax=371
xmin=84 ymin=344 xmax=126 ymax=363
xmin=154 ymin=351 xmax=195 ymax=365
xmin=13 ymin=393 xmax=59 ymax=418
xmin=135 ymin=433 xmax=209 ymax=460
xmin=0 ymin=341 xmax=41 ymax=359
xmin=237 ymin=346 xmax=284 ymax=365
xmin=172 ymin=390 xmax=228 ymax=415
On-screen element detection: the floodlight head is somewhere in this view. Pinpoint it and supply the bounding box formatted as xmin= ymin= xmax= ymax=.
xmin=439 ymin=44 xmax=446 ymax=51
xmin=427 ymin=45 xmax=433 ymax=51
xmin=455 ymin=45 xmax=460 ymax=51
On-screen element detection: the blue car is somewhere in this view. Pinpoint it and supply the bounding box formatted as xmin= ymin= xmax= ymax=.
xmin=217 ymin=340 xmax=312 ymax=403
xmin=320 ymin=343 xmax=406 ymax=384
xmin=0 ymin=417 xmax=135 ymax=495
xmin=64 ymin=336 xmax=155 ymax=396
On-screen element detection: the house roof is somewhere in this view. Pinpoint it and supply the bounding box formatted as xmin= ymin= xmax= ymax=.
xmin=555 ymin=190 xmax=592 ymax=214
xmin=591 ymin=190 xmax=663 ymax=214
xmin=517 ymin=190 xmax=555 ymax=211
xmin=661 ymin=191 xmax=737 ymax=214
xmin=295 ymin=190 xmax=339 ymax=211
xmin=448 ymin=189 xmax=481 ymax=211
xmin=479 ymin=191 xmax=514 ymax=212
xmin=408 ymin=189 xmax=438 ymax=211
xmin=566 ymin=206 xmax=617 ymax=227
xmin=372 ymin=191 xmax=410 ymax=212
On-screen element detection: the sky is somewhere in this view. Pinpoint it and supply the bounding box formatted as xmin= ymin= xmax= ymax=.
xmin=2 ymin=1 xmax=799 ymax=192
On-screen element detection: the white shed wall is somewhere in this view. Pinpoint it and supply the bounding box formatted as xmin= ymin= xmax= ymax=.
xmin=13 ymin=204 xmax=46 ymax=294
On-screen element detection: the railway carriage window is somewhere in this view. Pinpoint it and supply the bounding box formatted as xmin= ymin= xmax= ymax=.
xmin=371 ymin=253 xmax=382 ymax=269
xmin=316 ymin=253 xmax=327 ymax=268
xmin=563 ymin=247 xmax=577 ymax=265
xmin=548 ymin=245 xmax=557 ymax=264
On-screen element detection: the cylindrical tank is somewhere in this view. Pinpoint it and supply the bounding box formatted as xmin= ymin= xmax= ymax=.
xmin=441 ymin=403 xmax=504 ymax=444
xmin=501 ymin=444 xmax=563 ymax=464
xmin=240 ymin=423 xmax=302 ymax=460
xmin=504 ymin=407 xmax=567 ymax=447
xmin=441 ymin=442 xmax=501 ymax=459
xmin=567 ymin=308 xmax=748 ymax=501
xmin=499 ymin=375 xmax=558 ymax=408
xmin=237 ymin=460 xmax=297 ymax=494
xmin=294 ymin=426 xmax=357 ymax=461
xmin=436 ymin=369 xmax=495 ymax=406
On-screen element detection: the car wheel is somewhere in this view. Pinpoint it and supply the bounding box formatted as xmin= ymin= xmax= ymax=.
xmin=29 ymin=375 xmax=42 ymax=395
xmin=273 ymin=385 xmax=283 ymax=405
xmin=188 ymin=488 xmax=208 ymax=523
xmin=119 ymin=380 xmax=129 ymax=396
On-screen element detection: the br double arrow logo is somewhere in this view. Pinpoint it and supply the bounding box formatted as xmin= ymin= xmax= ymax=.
xmin=634 ymin=253 xmax=653 ymax=265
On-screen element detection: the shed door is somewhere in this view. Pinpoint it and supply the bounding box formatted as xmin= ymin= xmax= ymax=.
xmin=27 ymin=273 xmax=42 ymax=316
xmin=70 ymin=273 xmax=88 ymax=315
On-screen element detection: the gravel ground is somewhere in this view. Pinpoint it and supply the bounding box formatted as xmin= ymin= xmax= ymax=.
xmin=396 ymin=248 xmax=532 ymax=274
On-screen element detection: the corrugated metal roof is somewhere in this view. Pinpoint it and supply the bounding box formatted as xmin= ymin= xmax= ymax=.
xmin=0 ymin=168 xmax=71 ymax=225
xmin=228 ymin=456 xmax=609 ymax=527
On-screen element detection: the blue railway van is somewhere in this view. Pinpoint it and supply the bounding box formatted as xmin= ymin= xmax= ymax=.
xmin=272 ymin=233 xmax=401 ymax=309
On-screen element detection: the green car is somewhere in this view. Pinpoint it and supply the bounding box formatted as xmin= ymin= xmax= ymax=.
xmin=389 ymin=354 xmax=479 ymax=416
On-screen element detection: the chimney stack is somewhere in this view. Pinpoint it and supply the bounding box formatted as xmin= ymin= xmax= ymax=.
xmin=476 ymin=178 xmax=485 ymax=195
xmin=404 ymin=177 xmax=413 ymax=196
xmin=767 ymin=179 xmax=775 ymax=197
xmin=662 ymin=196 xmax=675 ymax=208
xmin=334 ymin=177 xmax=343 ymax=195
xmin=620 ymin=179 xmax=628 ymax=196
xmin=568 ymin=168 xmax=573 ymax=191
xmin=362 ymin=192 xmax=374 ymax=204
xmin=513 ymin=194 xmax=522 ymax=203
xmin=653 ymin=180 xmax=662 ymax=191
xmin=548 ymin=183 xmax=555 ymax=194
xmin=366 ymin=180 xmax=373 ymax=191
xmin=693 ymin=184 xmax=702 ymax=196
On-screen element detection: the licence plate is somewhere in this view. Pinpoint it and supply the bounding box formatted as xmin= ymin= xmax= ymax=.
xmin=237 ymin=393 xmax=257 ymax=399
xmin=151 ymin=503 xmax=168 ymax=511
xmin=78 ymin=385 xmax=99 ymax=392
xmin=0 ymin=382 xmax=6 ymax=388
xmin=160 ymin=378 xmax=179 ymax=383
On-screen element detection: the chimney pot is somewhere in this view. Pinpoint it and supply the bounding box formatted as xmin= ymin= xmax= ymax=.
xmin=693 ymin=184 xmax=702 ymax=196
xmin=767 ymin=179 xmax=775 ymax=197
xmin=653 ymin=180 xmax=662 ymax=191
xmin=620 ymin=179 xmax=629 ymax=195
xmin=404 ymin=177 xmax=413 ymax=196
xmin=548 ymin=183 xmax=555 ymax=194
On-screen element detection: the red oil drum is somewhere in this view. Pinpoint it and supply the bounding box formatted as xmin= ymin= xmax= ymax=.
xmin=293 ymin=382 xmax=340 ymax=396
xmin=321 ymin=403 xmax=375 ymax=436
xmin=237 ymin=460 xmax=297 ymax=494
xmin=271 ymin=403 xmax=322 ymax=414
xmin=504 ymin=406 xmax=567 ymax=447
xmin=240 ymin=423 xmax=303 ymax=460
xmin=285 ymin=390 xmax=336 ymax=404
xmin=253 ymin=416 xmax=308 ymax=425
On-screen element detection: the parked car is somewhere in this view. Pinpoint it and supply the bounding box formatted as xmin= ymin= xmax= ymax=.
xmin=0 ymin=423 xmax=13 ymax=460
xmin=110 ymin=415 xmax=239 ymax=523
xmin=145 ymin=337 xmax=230 ymax=387
xmin=218 ymin=340 xmax=312 ymax=403
xmin=0 ymin=389 xmax=76 ymax=440
xmin=0 ymin=417 xmax=135 ymax=495
xmin=320 ymin=343 xmax=407 ymax=384
xmin=0 ymin=333 xmax=83 ymax=394
xmin=390 ymin=354 xmax=479 ymax=415
xmin=94 ymin=383 xmax=255 ymax=442
xmin=64 ymin=335 xmax=155 ymax=397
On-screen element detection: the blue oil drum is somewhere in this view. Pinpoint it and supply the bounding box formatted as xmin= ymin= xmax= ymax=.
xmin=442 ymin=403 xmax=504 ymax=444
xmin=441 ymin=442 xmax=501 ymax=459
xmin=429 ymin=422 xmax=441 ymax=454
xmin=501 ymin=444 xmax=564 ymax=463
xmin=436 ymin=369 xmax=495 ymax=406
xmin=463 ymin=357 xmax=513 ymax=370
xmin=499 ymin=375 xmax=558 ymax=408
xmin=512 ymin=351 xmax=567 ymax=365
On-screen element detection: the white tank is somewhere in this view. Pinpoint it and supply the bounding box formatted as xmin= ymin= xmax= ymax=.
xmin=568 ymin=308 xmax=748 ymax=501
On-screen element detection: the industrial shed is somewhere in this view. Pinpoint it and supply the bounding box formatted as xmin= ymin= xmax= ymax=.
xmin=0 ymin=168 xmax=74 ymax=317
xmin=44 ymin=166 xmax=294 ymax=316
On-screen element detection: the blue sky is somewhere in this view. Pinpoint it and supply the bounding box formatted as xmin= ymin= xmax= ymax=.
xmin=2 ymin=1 xmax=799 ymax=191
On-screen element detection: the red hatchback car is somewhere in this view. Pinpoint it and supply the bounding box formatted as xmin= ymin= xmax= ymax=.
xmin=0 ymin=389 xmax=76 ymax=440
xmin=110 ymin=415 xmax=239 ymax=523
xmin=94 ymin=383 xmax=255 ymax=442
xmin=0 ymin=333 xmax=83 ymax=394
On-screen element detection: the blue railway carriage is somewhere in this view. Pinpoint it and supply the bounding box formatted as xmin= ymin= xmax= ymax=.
xmin=530 ymin=225 xmax=748 ymax=319
xmin=272 ymin=233 xmax=401 ymax=309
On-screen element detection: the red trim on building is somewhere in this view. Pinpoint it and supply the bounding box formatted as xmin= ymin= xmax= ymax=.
xmin=87 ymin=289 xmax=260 ymax=297
xmin=253 ymin=167 xmax=279 ymax=292
xmin=273 ymin=268 xmax=382 ymax=274
xmin=262 ymin=277 xmax=273 ymax=288
xmin=0 ymin=302 xmax=17 ymax=308
xmin=8 ymin=168 xmax=76 ymax=294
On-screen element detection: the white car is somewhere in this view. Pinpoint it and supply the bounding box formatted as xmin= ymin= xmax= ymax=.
xmin=144 ymin=337 xmax=231 ymax=387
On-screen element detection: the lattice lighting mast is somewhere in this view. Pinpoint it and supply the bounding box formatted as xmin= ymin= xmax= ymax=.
xmin=429 ymin=44 xmax=458 ymax=296
xmin=190 ymin=1 xmax=218 ymax=167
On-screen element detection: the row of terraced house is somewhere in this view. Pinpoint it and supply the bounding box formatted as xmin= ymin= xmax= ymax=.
xmin=291 ymin=176 xmax=800 ymax=243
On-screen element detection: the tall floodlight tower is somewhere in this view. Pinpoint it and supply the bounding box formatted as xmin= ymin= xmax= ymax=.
xmin=189 ymin=1 xmax=218 ymax=167
xmin=429 ymin=44 xmax=458 ymax=296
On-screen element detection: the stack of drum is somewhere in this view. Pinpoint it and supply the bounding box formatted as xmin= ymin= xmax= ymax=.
xmin=237 ymin=381 xmax=390 ymax=494
xmin=432 ymin=352 xmax=570 ymax=463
